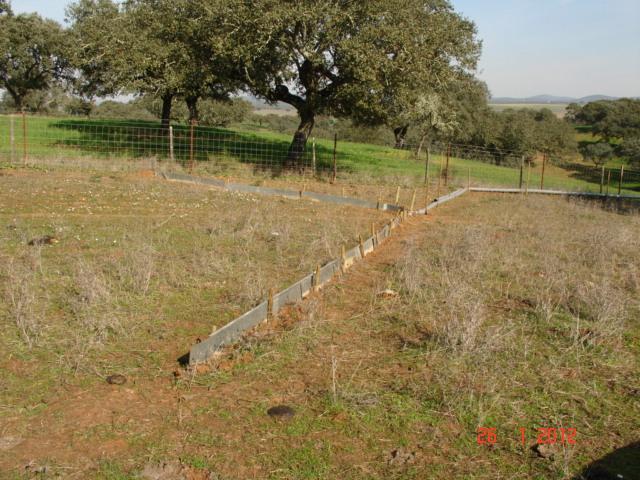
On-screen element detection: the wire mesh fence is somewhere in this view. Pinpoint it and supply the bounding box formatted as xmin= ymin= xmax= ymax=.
xmin=1 ymin=114 xmax=639 ymax=197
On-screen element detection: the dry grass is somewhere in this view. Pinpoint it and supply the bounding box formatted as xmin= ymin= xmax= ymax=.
xmin=1 ymin=182 xmax=638 ymax=479
xmin=0 ymin=168 xmax=388 ymax=435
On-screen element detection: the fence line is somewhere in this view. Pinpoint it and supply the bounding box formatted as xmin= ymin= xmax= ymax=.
xmin=189 ymin=187 xmax=468 ymax=365
xmin=2 ymin=113 xmax=639 ymax=196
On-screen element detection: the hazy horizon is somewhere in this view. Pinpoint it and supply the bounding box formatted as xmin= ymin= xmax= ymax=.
xmin=8 ymin=0 xmax=640 ymax=99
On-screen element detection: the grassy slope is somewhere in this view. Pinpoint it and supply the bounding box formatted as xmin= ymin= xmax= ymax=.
xmin=0 ymin=115 xmax=638 ymax=194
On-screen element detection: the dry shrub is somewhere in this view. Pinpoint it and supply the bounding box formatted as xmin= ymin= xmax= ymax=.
xmin=567 ymin=279 xmax=629 ymax=347
xmin=394 ymin=229 xmax=493 ymax=354
xmin=70 ymin=260 xmax=119 ymax=345
xmin=437 ymin=280 xmax=487 ymax=353
xmin=115 ymin=238 xmax=157 ymax=296
xmin=3 ymin=252 xmax=42 ymax=348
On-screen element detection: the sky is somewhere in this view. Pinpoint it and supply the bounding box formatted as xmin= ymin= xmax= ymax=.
xmin=9 ymin=0 xmax=640 ymax=99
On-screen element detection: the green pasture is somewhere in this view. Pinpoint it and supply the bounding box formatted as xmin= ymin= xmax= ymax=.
xmin=1 ymin=115 xmax=638 ymax=194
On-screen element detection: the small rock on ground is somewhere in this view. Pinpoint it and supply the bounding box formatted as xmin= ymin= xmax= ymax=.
xmin=27 ymin=235 xmax=58 ymax=246
xmin=267 ymin=405 xmax=295 ymax=419
xmin=377 ymin=289 xmax=399 ymax=298
xmin=141 ymin=461 xmax=215 ymax=480
xmin=531 ymin=443 xmax=557 ymax=460
xmin=106 ymin=374 xmax=127 ymax=385
xmin=387 ymin=448 xmax=417 ymax=467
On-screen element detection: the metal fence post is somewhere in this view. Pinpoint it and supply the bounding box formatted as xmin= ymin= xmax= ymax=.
xmin=22 ymin=112 xmax=27 ymax=165
xmin=424 ymin=146 xmax=430 ymax=186
xmin=540 ymin=153 xmax=546 ymax=190
xmin=169 ymin=125 xmax=175 ymax=162
xmin=445 ymin=143 xmax=451 ymax=186
xmin=189 ymin=121 xmax=195 ymax=172
xmin=312 ymin=137 xmax=317 ymax=176
xmin=331 ymin=133 xmax=337 ymax=184
xmin=519 ymin=156 xmax=524 ymax=190
xmin=9 ymin=114 xmax=15 ymax=163
xmin=618 ymin=165 xmax=624 ymax=196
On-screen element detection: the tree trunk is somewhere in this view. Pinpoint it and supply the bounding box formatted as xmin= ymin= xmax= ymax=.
xmin=160 ymin=93 xmax=173 ymax=130
xmin=394 ymin=125 xmax=409 ymax=149
xmin=286 ymin=112 xmax=315 ymax=169
xmin=186 ymin=96 xmax=199 ymax=125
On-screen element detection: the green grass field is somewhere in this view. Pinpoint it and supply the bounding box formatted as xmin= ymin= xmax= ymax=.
xmin=1 ymin=115 xmax=638 ymax=195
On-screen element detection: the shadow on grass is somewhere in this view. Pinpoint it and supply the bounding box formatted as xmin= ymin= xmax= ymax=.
xmin=562 ymin=162 xmax=640 ymax=193
xmin=49 ymin=119 xmax=341 ymax=177
xmin=573 ymin=441 xmax=639 ymax=480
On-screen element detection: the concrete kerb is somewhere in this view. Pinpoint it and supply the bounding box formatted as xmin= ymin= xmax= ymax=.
xmin=187 ymin=182 xmax=637 ymax=365
xmin=162 ymin=171 xmax=404 ymax=212
xmin=470 ymin=187 xmax=640 ymax=200
xmin=413 ymin=188 xmax=469 ymax=215
xmin=187 ymin=187 xmax=469 ymax=366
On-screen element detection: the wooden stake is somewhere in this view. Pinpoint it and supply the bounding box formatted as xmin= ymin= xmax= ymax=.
xmin=341 ymin=245 xmax=347 ymax=272
xmin=394 ymin=186 xmax=401 ymax=205
xmin=267 ymin=287 xmax=275 ymax=320
xmin=314 ymin=264 xmax=321 ymax=291
xmin=410 ymin=188 xmax=417 ymax=212
xmin=600 ymin=165 xmax=605 ymax=194
xmin=618 ymin=165 xmax=624 ymax=196
xmin=467 ymin=167 xmax=471 ymax=189
xmin=525 ymin=160 xmax=531 ymax=196
xmin=540 ymin=153 xmax=547 ymax=190
xmin=377 ymin=195 xmax=382 ymax=211
xmin=606 ymin=170 xmax=611 ymax=197
xmin=358 ymin=235 xmax=365 ymax=258
xmin=371 ymin=222 xmax=376 ymax=242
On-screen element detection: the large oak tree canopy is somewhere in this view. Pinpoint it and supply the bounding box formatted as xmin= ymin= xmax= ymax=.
xmin=0 ymin=12 xmax=71 ymax=111
xmin=218 ymin=0 xmax=481 ymax=165
xmin=68 ymin=0 xmax=240 ymax=127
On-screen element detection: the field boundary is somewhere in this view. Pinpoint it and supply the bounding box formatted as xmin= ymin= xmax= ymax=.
xmin=471 ymin=187 xmax=640 ymax=199
xmin=189 ymin=187 xmax=468 ymax=364
xmin=162 ymin=171 xmax=404 ymax=212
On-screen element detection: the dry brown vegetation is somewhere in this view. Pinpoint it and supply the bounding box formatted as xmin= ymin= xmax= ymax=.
xmin=0 ymin=171 xmax=638 ymax=479
xmin=0 ymin=168 xmax=389 ymax=472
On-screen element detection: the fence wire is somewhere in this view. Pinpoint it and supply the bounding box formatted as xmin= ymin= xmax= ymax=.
xmin=1 ymin=114 xmax=639 ymax=196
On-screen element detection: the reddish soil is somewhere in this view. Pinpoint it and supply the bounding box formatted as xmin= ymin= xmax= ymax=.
xmin=0 ymin=196 xmax=467 ymax=478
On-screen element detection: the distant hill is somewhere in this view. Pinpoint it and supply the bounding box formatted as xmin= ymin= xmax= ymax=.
xmin=239 ymin=94 xmax=295 ymax=112
xmin=490 ymin=94 xmax=621 ymax=105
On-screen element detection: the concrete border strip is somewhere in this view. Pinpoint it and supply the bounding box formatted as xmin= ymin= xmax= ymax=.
xmin=470 ymin=187 xmax=640 ymax=200
xmin=162 ymin=171 xmax=404 ymax=212
xmin=188 ymin=188 xmax=468 ymax=365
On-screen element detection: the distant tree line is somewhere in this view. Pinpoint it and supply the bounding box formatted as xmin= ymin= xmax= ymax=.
xmin=0 ymin=0 xmax=582 ymax=166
